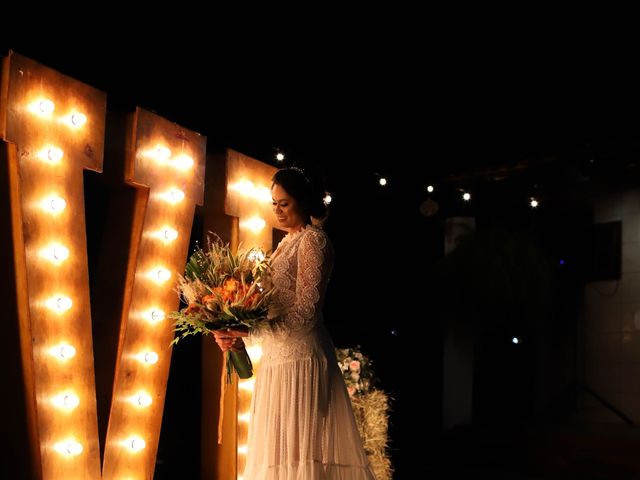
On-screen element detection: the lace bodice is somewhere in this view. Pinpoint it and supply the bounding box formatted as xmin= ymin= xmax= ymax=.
xmin=253 ymin=225 xmax=334 ymax=363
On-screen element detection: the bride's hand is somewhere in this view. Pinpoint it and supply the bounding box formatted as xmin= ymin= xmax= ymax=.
xmin=213 ymin=330 xmax=245 ymax=352
xmin=220 ymin=326 xmax=249 ymax=338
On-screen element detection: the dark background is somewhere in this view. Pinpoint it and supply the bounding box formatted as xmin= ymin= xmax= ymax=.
xmin=5 ymin=37 xmax=640 ymax=478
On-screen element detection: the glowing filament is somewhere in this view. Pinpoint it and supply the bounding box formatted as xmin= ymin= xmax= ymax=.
xmin=47 ymin=296 xmax=72 ymax=313
xmin=42 ymin=243 xmax=70 ymax=264
xmin=160 ymin=227 xmax=178 ymax=242
xmin=242 ymin=217 xmax=266 ymax=233
xmin=70 ymin=112 xmax=87 ymax=127
xmin=172 ymin=154 xmax=194 ymax=170
xmin=134 ymin=391 xmax=153 ymax=407
xmin=125 ymin=436 xmax=146 ymax=452
xmin=54 ymin=439 xmax=83 ymax=456
xmin=42 ymin=195 xmax=67 ymax=213
xmin=148 ymin=309 xmax=166 ymax=324
xmin=53 ymin=343 xmax=76 ymax=360
xmin=152 ymin=145 xmax=171 ymax=162
xmin=162 ymin=189 xmax=185 ymax=204
xmin=29 ymin=98 xmax=55 ymax=116
xmin=151 ymin=267 xmax=171 ymax=283
xmin=140 ymin=351 xmax=159 ymax=365
xmin=41 ymin=146 xmax=63 ymax=164
xmin=52 ymin=392 xmax=80 ymax=410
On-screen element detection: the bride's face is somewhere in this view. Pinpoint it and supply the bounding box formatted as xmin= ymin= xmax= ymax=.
xmin=272 ymin=183 xmax=305 ymax=232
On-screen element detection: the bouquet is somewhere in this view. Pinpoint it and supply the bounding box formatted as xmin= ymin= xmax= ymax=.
xmin=170 ymin=236 xmax=273 ymax=381
xmin=335 ymin=346 xmax=376 ymax=397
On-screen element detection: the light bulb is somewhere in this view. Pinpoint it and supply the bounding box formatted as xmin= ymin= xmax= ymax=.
xmin=238 ymin=412 xmax=251 ymax=423
xmin=149 ymin=309 xmax=165 ymax=323
xmin=275 ymin=152 xmax=285 ymax=161
xmin=128 ymin=436 xmax=146 ymax=452
xmin=38 ymin=99 xmax=55 ymax=115
xmin=153 ymin=146 xmax=171 ymax=162
xmin=47 ymin=296 xmax=72 ymax=312
xmin=238 ymin=444 xmax=248 ymax=455
xmin=323 ymin=194 xmax=332 ymax=205
xmin=143 ymin=351 xmax=159 ymax=364
xmin=53 ymin=392 xmax=80 ymax=410
xmin=70 ymin=112 xmax=87 ymax=127
xmin=427 ymin=185 xmax=434 ymax=193
xmin=154 ymin=268 xmax=171 ymax=282
xmin=379 ymin=178 xmax=387 ymax=186
xmin=162 ymin=228 xmax=178 ymax=241
xmin=55 ymin=439 xmax=83 ymax=456
xmin=56 ymin=344 xmax=76 ymax=360
xmin=172 ymin=154 xmax=194 ymax=170
xmin=136 ymin=392 xmax=152 ymax=407
xmin=462 ymin=192 xmax=471 ymax=201
xmin=47 ymin=147 xmax=64 ymax=163
xmin=44 ymin=195 xmax=66 ymax=213
xmin=242 ymin=217 xmax=266 ymax=232
xmin=530 ymin=198 xmax=538 ymax=208
xmin=166 ymin=189 xmax=185 ymax=204
xmin=42 ymin=243 xmax=69 ymax=264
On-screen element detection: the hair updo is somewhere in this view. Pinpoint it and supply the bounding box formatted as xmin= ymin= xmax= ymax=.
xmin=272 ymin=167 xmax=327 ymax=222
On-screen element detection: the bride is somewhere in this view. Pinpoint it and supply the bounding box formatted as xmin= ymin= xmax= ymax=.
xmin=214 ymin=167 xmax=375 ymax=479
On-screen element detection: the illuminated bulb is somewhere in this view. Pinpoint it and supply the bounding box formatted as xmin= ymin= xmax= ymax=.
xmin=47 ymin=147 xmax=64 ymax=163
xmin=70 ymin=112 xmax=87 ymax=127
xmin=153 ymin=146 xmax=171 ymax=162
xmin=530 ymin=198 xmax=539 ymax=208
xmin=128 ymin=437 xmax=146 ymax=452
xmin=172 ymin=154 xmax=194 ymax=170
xmin=166 ymin=189 xmax=185 ymax=204
xmin=323 ymin=194 xmax=332 ymax=205
xmin=239 ymin=378 xmax=255 ymax=391
xmin=256 ymin=186 xmax=272 ymax=203
xmin=44 ymin=195 xmax=67 ymax=213
xmin=42 ymin=243 xmax=70 ymax=263
xmin=462 ymin=192 xmax=471 ymax=201
xmin=233 ymin=179 xmax=255 ymax=195
xmin=276 ymin=152 xmax=285 ymax=161
xmin=162 ymin=227 xmax=178 ymax=241
xmin=56 ymin=344 xmax=76 ymax=360
xmin=47 ymin=296 xmax=72 ymax=312
xmin=149 ymin=309 xmax=166 ymax=324
xmin=238 ymin=412 xmax=251 ymax=423
xmin=379 ymin=178 xmax=387 ymax=186
xmin=143 ymin=351 xmax=159 ymax=364
xmin=238 ymin=445 xmax=248 ymax=455
xmin=154 ymin=268 xmax=171 ymax=282
xmin=246 ymin=345 xmax=262 ymax=361
xmin=136 ymin=392 xmax=153 ymax=407
xmin=53 ymin=392 xmax=80 ymax=410
xmin=512 ymin=337 xmax=520 ymax=344
xmin=427 ymin=185 xmax=434 ymax=193
xmin=55 ymin=439 xmax=83 ymax=456
xmin=38 ymin=99 xmax=55 ymax=115
xmin=243 ymin=217 xmax=266 ymax=232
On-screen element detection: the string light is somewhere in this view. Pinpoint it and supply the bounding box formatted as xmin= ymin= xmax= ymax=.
xmin=323 ymin=193 xmax=332 ymax=205
xmin=462 ymin=192 xmax=471 ymax=201
xmin=427 ymin=185 xmax=434 ymax=193
xmin=530 ymin=198 xmax=539 ymax=208
xmin=379 ymin=178 xmax=387 ymax=186
xmin=275 ymin=152 xmax=285 ymax=162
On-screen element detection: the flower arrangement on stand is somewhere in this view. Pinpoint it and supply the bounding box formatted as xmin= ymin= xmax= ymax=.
xmin=335 ymin=346 xmax=392 ymax=480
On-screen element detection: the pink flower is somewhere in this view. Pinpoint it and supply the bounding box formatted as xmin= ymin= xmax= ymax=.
xmin=347 ymin=386 xmax=356 ymax=397
xmin=349 ymin=360 xmax=361 ymax=372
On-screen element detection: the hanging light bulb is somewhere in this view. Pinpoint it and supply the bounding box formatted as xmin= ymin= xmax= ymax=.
xmin=427 ymin=185 xmax=434 ymax=193
xmin=379 ymin=178 xmax=387 ymax=186
xmin=530 ymin=197 xmax=539 ymax=208
xmin=462 ymin=192 xmax=471 ymax=201
xmin=323 ymin=193 xmax=332 ymax=205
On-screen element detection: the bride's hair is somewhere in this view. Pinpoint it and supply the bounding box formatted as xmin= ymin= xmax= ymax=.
xmin=272 ymin=168 xmax=327 ymax=222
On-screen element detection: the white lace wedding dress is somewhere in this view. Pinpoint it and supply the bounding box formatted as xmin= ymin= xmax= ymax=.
xmin=243 ymin=225 xmax=376 ymax=479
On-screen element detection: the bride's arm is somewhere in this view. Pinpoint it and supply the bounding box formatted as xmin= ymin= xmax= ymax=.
xmin=271 ymin=230 xmax=333 ymax=337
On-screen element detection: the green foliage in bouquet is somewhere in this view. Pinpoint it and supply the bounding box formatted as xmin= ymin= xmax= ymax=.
xmin=335 ymin=346 xmax=376 ymax=397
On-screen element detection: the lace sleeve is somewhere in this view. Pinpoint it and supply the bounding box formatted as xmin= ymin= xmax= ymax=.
xmin=272 ymin=229 xmax=333 ymax=337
